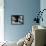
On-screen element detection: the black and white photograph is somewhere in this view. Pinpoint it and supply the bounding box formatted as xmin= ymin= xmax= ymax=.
xmin=11 ymin=15 xmax=24 ymax=25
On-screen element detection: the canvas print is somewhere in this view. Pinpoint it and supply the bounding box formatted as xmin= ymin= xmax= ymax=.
xmin=11 ymin=15 xmax=24 ymax=25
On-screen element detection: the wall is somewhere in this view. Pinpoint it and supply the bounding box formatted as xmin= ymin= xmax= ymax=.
xmin=4 ymin=0 xmax=40 ymax=42
xmin=0 ymin=0 xmax=4 ymax=42
xmin=40 ymin=0 xmax=46 ymax=27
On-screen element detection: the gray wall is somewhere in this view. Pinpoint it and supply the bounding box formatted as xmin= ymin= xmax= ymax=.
xmin=4 ymin=0 xmax=40 ymax=42
xmin=40 ymin=0 xmax=46 ymax=27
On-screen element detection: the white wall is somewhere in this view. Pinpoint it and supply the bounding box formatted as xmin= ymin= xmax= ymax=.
xmin=0 ymin=0 xmax=4 ymax=42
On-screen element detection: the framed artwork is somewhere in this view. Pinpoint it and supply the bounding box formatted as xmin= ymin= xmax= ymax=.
xmin=11 ymin=15 xmax=24 ymax=25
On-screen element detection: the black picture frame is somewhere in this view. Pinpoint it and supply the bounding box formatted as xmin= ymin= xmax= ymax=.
xmin=11 ymin=15 xmax=24 ymax=25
